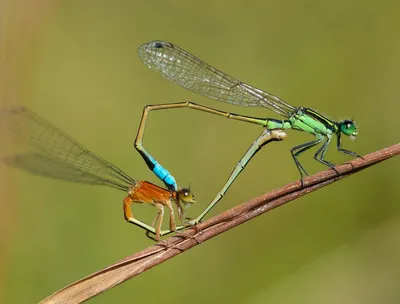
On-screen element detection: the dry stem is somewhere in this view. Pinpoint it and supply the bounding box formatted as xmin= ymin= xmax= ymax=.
xmin=40 ymin=143 xmax=400 ymax=304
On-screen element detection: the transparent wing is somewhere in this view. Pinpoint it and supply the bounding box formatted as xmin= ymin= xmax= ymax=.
xmin=138 ymin=40 xmax=296 ymax=117
xmin=0 ymin=106 xmax=135 ymax=191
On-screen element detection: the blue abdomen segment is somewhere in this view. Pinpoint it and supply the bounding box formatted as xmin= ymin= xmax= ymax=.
xmin=138 ymin=149 xmax=177 ymax=191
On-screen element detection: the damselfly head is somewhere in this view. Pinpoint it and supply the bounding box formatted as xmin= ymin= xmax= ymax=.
xmin=339 ymin=120 xmax=358 ymax=140
xmin=177 ymin=187 xmax=195 ymax=207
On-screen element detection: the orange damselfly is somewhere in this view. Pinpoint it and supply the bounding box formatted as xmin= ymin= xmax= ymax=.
xmin=0 ymin=106 xmax=195 ymax=240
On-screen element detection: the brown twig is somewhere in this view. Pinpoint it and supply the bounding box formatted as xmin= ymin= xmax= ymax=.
xmin=40 ymin=143 xmax=399 ymax=304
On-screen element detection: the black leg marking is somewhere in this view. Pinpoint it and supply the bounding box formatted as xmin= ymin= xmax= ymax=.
xmin=314 ymin=136 xmax=334 ymax=167
xmin=314 ymin=136 xmax=340 ymax=175
xmin=290 ymin=137 xmax=324 ymax=180
xmin=337 ymin=133 xmax=364 ymax=159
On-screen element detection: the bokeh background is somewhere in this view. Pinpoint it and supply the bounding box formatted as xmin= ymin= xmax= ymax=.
xmin=1 ymin=1 xmax=399 ymax=303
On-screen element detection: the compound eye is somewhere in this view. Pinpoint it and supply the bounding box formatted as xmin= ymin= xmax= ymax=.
xmin=340 ymin=120 xmax=356 ymax=136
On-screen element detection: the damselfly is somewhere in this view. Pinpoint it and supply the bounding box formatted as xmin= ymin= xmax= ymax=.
xmin=137 ymin=40 xmax=361 ymax=224
xmin=0 ymin=106 xmax=195 ymax=240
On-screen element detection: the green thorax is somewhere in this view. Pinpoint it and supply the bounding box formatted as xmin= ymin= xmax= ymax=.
xmin=289 ymin=107 xmax=338 ymax=136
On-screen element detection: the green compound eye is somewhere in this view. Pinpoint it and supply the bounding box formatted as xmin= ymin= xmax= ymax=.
xmin=340 ymin=120 xmax=357 ymax=137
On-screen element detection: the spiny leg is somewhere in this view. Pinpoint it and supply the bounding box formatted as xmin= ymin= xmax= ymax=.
xmin=336 ymin=133 xmax=363 ymax=159
xmin=156 ymin=202 xmax=202 ymax=246
xmin=134 ymin=101 xmax=273 ymax=191
xmin=168 ymin=206 xmax=203 ymax=244
xmin=313 ymin=135 xmax=340 ymax=176
xmin=290 ymin=135 xmax=324 ymax=180
xmin=124 ymin=196 xmax=181 ymax=240
xmin=123 ymin=196 xmax=160 ymax=237
xmin=144 ymin=203 xmax=170 ymax=242
xmin=166 ymin=201 xmax=177 ymax=232
xmin=145 ymin=212 xmax=160 ymax=242
xmin=314 ymin=135 xmax=334 ymax=167
xmin=146 ymin=203 xmax=196 ymax=244
xmin=152 ymin=203 xmax=165 ymax=241
xmin=291 ymin=143 xmax=311 ymax=177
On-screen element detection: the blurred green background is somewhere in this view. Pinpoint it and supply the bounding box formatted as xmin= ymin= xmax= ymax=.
xmin=1 ymin=0 xmax=399 ymax=303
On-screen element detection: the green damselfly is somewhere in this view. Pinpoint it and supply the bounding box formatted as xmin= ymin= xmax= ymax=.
xmin=137 ymin=40 xmax=361 ymax=224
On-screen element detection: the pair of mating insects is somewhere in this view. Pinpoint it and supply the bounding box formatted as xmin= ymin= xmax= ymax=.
xmin=1 ymin=41 xmax=360 ymax=241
